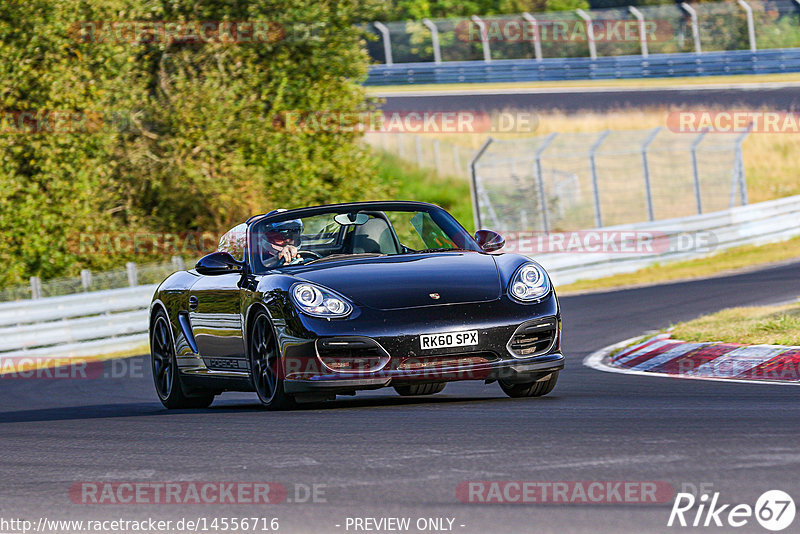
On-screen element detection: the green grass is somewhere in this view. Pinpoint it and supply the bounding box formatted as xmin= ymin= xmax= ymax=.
xmin=671 ymin=302 xmax=800 ymax=346
xmin=374 ymin=151 xmax=474 ymax=233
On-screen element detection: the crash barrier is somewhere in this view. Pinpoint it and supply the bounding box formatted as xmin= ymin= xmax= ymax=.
xmin=523 ymin=194 xmax=800 ymax=286
xmin=365 ymin=0 xmax=800 ymax=83
xmin=0 ymin=285 xmax=156 ymax=361
xmin=365 ymin=48 xmax=800 ymax=85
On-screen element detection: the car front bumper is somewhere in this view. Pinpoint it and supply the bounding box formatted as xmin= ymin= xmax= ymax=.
xmin=283 ymin=351 xmax=564 ymax=393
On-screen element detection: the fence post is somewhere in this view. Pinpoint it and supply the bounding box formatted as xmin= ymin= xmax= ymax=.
xmin=469 ymin=138 xmax=494 ymax=231
xmin=126 ymin=262 xmax=138 ymax=287
xmin=80 ymin=269 xmax=92 ymax=291
xmin=737 ymin=0 xmax=757 ymax=52
xmin=422 ymin=18 xmax=442 ymax=63
xmin=30 ymin=276 xmax=42 ymax=300
xmin=589 ymin=130 xmax=610 ymax=228
xmin=534 ymin=133 xmax=558 ymax=234
xmin=734 ymin=126 xmax=751 ymax=205
xmin=521 ymin=13 xmax=543 ymax=61
xmin=471 ymin=16 xmax=492 ymax=62
xmin=681 ymin=3 xmax=702 ymax=53
xmin=414 ymin=135 xmax=423 ymax=168
xmin=373 ymin=22 xmax=393 ymax=65
xmin=641 ymin=127 xmax=662 ymax=221
xmin=628 ymin=6 xmax=649 ymax=58
xmin=453 ymin=144 xmax=462 ymax=175
xmin=433 ymin=139 xmax=442 ymax=176
xmin=690 ymin=130 xmax=708 ymax=214
xmin=172 ymin=256 xmax=186 ymax=271
xmin=576 ymin=9 xmax=597 ymax=59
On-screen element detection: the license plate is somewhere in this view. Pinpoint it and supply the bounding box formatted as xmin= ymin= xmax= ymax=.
xmin=420 ymin=330 xmax=479 ymax=350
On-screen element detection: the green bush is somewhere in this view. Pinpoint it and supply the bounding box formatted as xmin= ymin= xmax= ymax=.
xmin=0 ymin=0 xmax=391 ymax=287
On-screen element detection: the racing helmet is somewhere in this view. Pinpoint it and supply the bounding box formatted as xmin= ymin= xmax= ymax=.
xmin=261 ymin=218 xmax=304 ymax=250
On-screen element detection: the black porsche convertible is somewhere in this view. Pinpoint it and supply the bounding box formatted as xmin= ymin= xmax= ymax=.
xmin=149 ymin=201 xmax=563 ymax=409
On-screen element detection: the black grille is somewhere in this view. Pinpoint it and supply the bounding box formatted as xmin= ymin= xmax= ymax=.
xmin=316 ymin=337 xmax=389 ymax=372
xmin=509 ymin=317 xmax=558 ymax=357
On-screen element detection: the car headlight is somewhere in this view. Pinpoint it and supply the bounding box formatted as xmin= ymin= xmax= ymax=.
xmin=291 ymin=283 xmax=353 ymax=318
xmin=508 ymin=262 xmax=551 ymax=303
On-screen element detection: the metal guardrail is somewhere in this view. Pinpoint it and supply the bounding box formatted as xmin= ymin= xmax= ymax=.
xmin=2 ymin=194 xmax=800 ymax=360
xmin=526 ymin=194 xmax=800 ymax=286
xmin=0 ymin=285 xmax=156 ymax=360
xmin=365 ymin=48 xmax=800 ymax=85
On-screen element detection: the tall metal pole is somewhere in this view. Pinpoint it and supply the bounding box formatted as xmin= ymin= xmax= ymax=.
xmin=734 ymin=125 xmax=752 ymax=205
xmin=521 ymin=13 xmax=543 ymax=61
xmin=589 ymin=131 xmax=610 ymax=228
xmin=373 ymin=22 xmax=393 ymax=65
xmin=641 ymin=127 xmax=662 ymax=221
xmin=628 ymin=6 xmax=649 ymax=58
xmin=422 ymin=18 xmax=442 ymax=63
xmin=576 ymin=9 xmax=597 ymax=59
xmin=680 ymin=3 xmax=702 ymax=53
xmin=471 ymin=15 xmax=492 ymax=62
xmin=469 ymin=138 xmax=494 ymax=231
xmin=690 ymin=130 xmax=708 ymax=214
xmin=736 ymin=0 xmax=757 ymax=52
xmin=534 ymin=133 xmax=558 ymax=234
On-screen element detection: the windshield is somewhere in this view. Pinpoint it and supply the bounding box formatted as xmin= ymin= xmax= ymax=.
xmin=249 ymin=206 xmax=480 ymax=272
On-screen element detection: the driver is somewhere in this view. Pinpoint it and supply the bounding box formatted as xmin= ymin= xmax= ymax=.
xmin=260 ymin=218 xmax=304 ymax=265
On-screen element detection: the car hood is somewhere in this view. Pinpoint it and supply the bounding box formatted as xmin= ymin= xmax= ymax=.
xmin=292 ymin=252 xmax=502 ymax=310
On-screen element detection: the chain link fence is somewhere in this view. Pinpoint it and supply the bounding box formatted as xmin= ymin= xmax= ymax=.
xmin=365 ymin=0 xmax=800 ymax=64
xmin=364 ymin=133 xmax=478 ymax=178
xmin=470 ymin=128 xmax=750 ymax=233
xmin=0 ymin=257 xmax=186 ymax=303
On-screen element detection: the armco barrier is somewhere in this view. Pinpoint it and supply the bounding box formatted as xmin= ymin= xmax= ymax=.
xmin=0 ymin=285 xmax=156 ymax=361
xmin=529 ymin=194 xmax=800 ymax=286
xmin=2 ymin=195 xmax=800 ymax=360
xmin=365 ymin=48 xmax=800 ymax=85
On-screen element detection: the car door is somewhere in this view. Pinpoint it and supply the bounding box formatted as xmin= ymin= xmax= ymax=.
xmin=189 ymin=223 xmax=248 ymax=371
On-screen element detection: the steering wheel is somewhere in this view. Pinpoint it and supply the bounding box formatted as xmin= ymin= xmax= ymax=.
xmin=297 ymin=250 xmax=322 ymax=260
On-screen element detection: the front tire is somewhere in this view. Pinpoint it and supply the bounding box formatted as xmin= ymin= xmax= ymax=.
xmin=499 ymin=371 xmax=559 ymax=398
xmin=394 ymin=382 xmax=446 ymax=396
xmin=249 ymin=311 xmax=295 ymax=410
xmin=150 ymin=311 xmax=214 ymax=409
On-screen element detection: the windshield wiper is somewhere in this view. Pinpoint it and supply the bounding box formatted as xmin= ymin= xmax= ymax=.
xmin=411 ymin=248 xmax=466 ymax=254
xmin=304 ymin=253 xmax=384 ymax=265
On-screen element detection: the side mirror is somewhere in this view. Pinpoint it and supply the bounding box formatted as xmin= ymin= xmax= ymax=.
xmin=195 ymin=252 xmax=243 ymax=275
xmin=474 ymin=229 xmax=505 ymax=252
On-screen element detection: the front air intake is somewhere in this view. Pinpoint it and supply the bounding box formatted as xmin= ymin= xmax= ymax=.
xmin=316 ymin=337 xmax=390 ymax=373
xmin=507 ymin=317 xmax=558 ymax=358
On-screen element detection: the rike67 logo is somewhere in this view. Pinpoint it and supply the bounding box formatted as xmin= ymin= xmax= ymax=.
xmin=668 ymin=490 xmax=796 ymax=531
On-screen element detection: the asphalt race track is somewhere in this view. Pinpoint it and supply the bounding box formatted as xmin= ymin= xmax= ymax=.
xmin=2 ymin=261 xmax=800 ymax=533
xmin=378 ymin=84 xmax=800 ymax=113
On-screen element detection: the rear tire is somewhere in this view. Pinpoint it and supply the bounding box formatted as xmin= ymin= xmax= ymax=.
xmin=499 ymin=371 xmax=559 ymax=398
xmin=394 ymin=382 xmax=446 ymax=396
xmin=249 ymin=311 xmax=295 ymax=410
xmin=150 ymin=311 xmax=215 ymax=409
